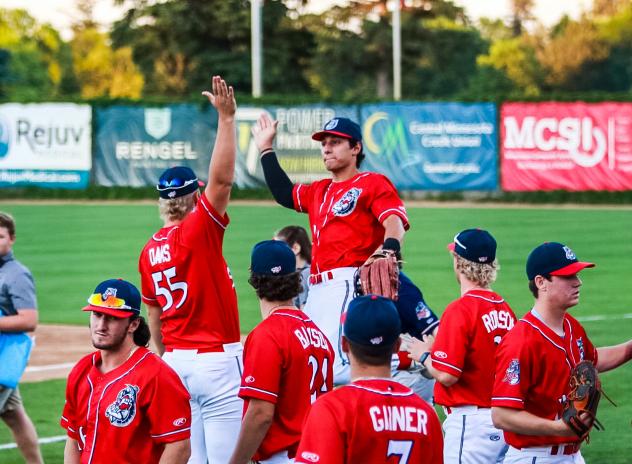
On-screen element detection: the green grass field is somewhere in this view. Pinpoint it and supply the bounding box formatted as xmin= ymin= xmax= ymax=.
xmin=0 ymin=202 xmax=631 ymax=463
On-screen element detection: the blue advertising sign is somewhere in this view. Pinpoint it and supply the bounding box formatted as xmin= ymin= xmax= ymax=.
xmin=360 ymin=103 xmax=498 ymax=190
xmin=94 ymin=104 xmax=216 ymax=187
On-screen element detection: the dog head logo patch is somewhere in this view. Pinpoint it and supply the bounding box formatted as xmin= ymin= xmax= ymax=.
xmin=105 ymin=384 xmax=139 ymax=427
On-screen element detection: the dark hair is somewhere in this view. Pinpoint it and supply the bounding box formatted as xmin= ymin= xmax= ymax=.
xmin=528 ymin=274 xmax=552 ymax=298
xmin=0 ymin=212 xmax=16 ymax=237
xmin=275 ymin=225 xmax=312 ymax=262
xmin=349 ymin=139 xmax=365 ymax=168
xmin=131 ymin=316 xmax=151 ymax=347
xmin=248 ymin=272 xmax=302 ymax=301
xmin=347 ymin=339 xmax=394 ymax=366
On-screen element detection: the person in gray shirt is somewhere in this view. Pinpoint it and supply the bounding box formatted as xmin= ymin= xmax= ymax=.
xmin=274 ymin=225 xmax=311 ymax=309
xmin=0 ymin=212 xmax=42 ymax=464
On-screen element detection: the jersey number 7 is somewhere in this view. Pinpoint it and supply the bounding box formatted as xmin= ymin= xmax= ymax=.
xmin=151 ymin=266 xmax=188 ymax=312
xmin=387 ymin=440 xmax=413 ymax=463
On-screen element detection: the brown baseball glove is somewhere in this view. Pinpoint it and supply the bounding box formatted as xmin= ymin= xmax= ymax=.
xmin=562 ymin=360 xmax=605 ymax=441
xmin=355 ymin=250 xmax=400 ymax=300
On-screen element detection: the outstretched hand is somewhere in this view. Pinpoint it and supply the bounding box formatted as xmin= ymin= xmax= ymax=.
xmin=407 ymin=333 xmax=435 ymax=362
xmin=251 ymin=113 xmax=278 ymax=152
xmin=202 ymin=75 xmax=236 ymax=118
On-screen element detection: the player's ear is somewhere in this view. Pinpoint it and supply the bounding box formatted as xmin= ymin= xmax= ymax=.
xmin=341 ymin=336 xmax=350 ymax=354
xmin=392 ymin=338 xmax=402 ymax=354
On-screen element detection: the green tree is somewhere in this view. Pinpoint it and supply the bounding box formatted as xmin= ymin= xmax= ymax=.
xmin=70 ymin=26 xmax=143 ymax=98
xmin=305 ymin=0 xmax=482 ymax=100
xmin=0 ymin=8 xmax=63 ymax=99
xmin=474 ymin=37 xmax=542 ymax=96
xmin=111 ymin=0 xmax=313 ymax=97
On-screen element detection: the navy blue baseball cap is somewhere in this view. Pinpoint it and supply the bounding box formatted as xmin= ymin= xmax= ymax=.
xmin=312 ymin=117 xmax=362 ymax=142
xmin=83 ymin=279 xmax=141 ymax=318
xmin=344 ymin=295 xmax=401 ymax=347
xmin=250 ymin=240 xmax=296 ymax=276
xmin=157 ymin=166 xmax=203 ymax=199
xmin=526 ymin=242 xmax=595 ymax=280
xmin=448 ymin=228 xmax=497 ymax=264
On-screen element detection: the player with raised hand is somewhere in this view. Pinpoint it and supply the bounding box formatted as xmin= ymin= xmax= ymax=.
xmin=492 ymin=242 xmax=632 ymax=463
xmin=61 ymin=279 xmax=191 ymax=464
xmin=229 ymin=240 xmax=333 ymax=464
xmin=295 ymin=294 xmax=443 ymax=464
xmin=138 ymin=75 xmax=243 ymax=463
xmin=408 ymin=228 xmax=516 ymax=463
xmin=253 ymin=113 xmax=409 ymax=385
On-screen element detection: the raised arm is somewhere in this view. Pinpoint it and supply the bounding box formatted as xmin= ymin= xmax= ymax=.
xmin=201 ymin=75 xmax=237 ymax=216
xmin=253 ymin=114 xmax=295 ymax=209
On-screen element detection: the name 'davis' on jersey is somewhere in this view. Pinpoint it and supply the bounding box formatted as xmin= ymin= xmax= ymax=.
xmin=481 ymin=310 xmax=515 ymax=333
xmin=369 ymin=405 xmax=429 ymax=434
xmin=294 ymin=327 xmax=328 ymax=350
xmin=149 ymin=244 xmax=171 ymax=266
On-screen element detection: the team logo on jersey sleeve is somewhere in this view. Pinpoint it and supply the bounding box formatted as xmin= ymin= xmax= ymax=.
xmin=105 ymin=384 xmax=139 ymax=427
xmin=415 ymin=301 xmax=431 ymax=320
xmin=502 ymin=359 xmax=520 ymax=385
xmin=332 ymin=188 xmax=362 ymax=217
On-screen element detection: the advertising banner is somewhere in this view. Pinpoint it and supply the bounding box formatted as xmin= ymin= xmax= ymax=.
xmin=94 ymin=104 xmax=216 ymax=187
xmin=360 ymin=103 xmax=498 ymax=190
xmin=501 ymin=102 xmax=632 ymax=191
xmin=0 ymin=103 xmax=91 ymax=188
xmin=235 ymin=105 xmax=358 ymax=186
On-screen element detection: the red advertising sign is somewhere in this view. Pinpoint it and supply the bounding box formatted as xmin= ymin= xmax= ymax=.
xmin=501 ymin=102 xmax=632 ymax=191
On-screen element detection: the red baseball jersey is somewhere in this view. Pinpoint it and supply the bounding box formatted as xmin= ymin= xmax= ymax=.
xmin=432 ymin=289 xmax=516 ymax=407
xmin=138 ymin=194 xmax=240 ymax=349
xmin=60 ymin=347 xmax=191 ymax=464
xmin=239 ymin=308 xmax=334 ymax=461
xmin=292 ymin=172 xmax=409 ymax=273
xmin=295 ymin=379 xmax=443 ymax=464
xmin=492 ymin=310 xmax=598 ymax=449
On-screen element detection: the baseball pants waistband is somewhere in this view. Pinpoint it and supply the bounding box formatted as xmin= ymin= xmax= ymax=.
xmin=509 ymin=444 xmax=580 ymax=456
xmin=443 ymin=405 xmax=491 ymax=415
xmin=164 ymin=342 xmax=243 ymax=359
xmin=309 ymin=267 xmax=357 ymax=285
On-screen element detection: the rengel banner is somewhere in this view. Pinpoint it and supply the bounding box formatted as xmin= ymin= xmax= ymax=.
xmin=501 ymin=102 xmax=632 ymax=191
xmin=0 ymin=103 xmax=92 ymax=188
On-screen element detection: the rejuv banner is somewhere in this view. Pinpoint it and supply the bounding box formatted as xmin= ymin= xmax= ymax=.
xmin=0 ymin=103 xmax=91 ymax=188
xmin=501 ymin=102 xmax=632 ymax=191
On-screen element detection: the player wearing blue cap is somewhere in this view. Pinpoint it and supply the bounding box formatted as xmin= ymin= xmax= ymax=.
xmin=138 ymin=76 xmax=244 ymax=463
xmin=295 ymin=295 xmax=443 ymax=464
xmin=492 ymin=242 xmax=632 ymax=463
xmin=61 ymin=279 xmax=191 ymax=464
xmin=252 ymin=114 xmax=409 ymax=386
xmin=229 ymin=240 xmax=333 ymax=464
xmin=409 ymin=228 xmax=516 ymax=464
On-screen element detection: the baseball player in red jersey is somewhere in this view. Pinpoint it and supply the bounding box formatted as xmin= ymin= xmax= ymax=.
xmin=253 ymin=114 xmax=409 ymax=385
xmin=295 ymin=294 xmax=443 ymax=464
xmin=408 ymin=228 xmax=516 ymax=463
xmin=61 ymin=279 xmax=191 ymax=464
xmin=138 ymin=76 xmax=243 ymax=463
xmin=492 ymin=242 xmax=632 ymax=463
xmin=228 ymin=240 xmax=334 ymax=464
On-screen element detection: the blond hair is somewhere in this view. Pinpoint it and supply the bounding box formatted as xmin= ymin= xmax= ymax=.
xmin=158 ymin=192 xmax=196 ymax=223
xmin=455 ymin=254 xmax=499 ymax=288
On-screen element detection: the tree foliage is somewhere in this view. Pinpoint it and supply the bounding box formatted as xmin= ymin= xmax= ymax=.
xmin=1 ymin=0 xmax=632 ymax=102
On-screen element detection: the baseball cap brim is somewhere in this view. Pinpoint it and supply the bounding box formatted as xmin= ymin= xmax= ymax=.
xmin=549 ymin=261 xmax=595 ymax=276
xmin=312 ymin=130 xmax=355 ymax=141
xmin=82 ymin=305 xmax=136 ymax=318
